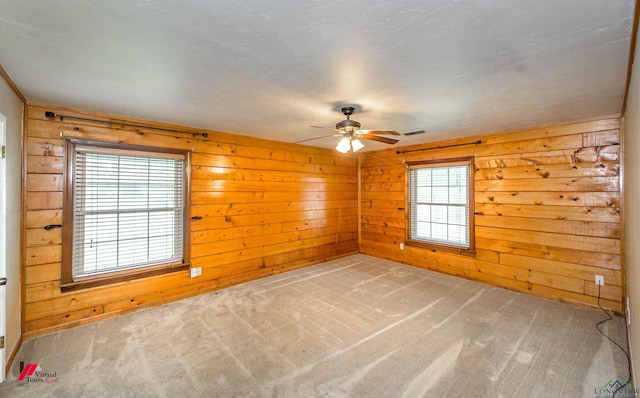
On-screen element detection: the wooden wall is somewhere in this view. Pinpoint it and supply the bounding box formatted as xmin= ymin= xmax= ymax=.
xmin=22 ymin=102 xmax=623 ymax=337
xmin=23 ymin=103 xmax=358 ymax=337
xmin=360 ymin=118 xmax=623 ymax=312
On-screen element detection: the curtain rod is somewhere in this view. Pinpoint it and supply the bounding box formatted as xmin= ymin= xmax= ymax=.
xmin=396 ymin=140 xmax=482 ymax=154
xmin=44 ymin=111 xmax=209 ymax=138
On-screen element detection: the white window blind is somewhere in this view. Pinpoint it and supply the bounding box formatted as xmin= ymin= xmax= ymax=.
xmin=408 ymin=162 xmax=470 ymax=249
xmin=72 ymin=146 xmax=185 ymax=279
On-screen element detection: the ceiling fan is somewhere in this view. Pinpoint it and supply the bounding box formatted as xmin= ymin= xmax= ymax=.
xmin=298 ymin=106 xmax=402 ymax=153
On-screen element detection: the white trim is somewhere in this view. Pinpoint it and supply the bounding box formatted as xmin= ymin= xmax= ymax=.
xmin=0 ymin=112 xmax=7 ymax=383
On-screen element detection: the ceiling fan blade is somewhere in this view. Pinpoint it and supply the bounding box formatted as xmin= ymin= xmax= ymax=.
xmin=361 ymin=134 xmax=399 ymax=145
xmin=310 ymin=125 xmax=339 ymax=133
xmin=402 ymin=129 xmax=426 ymax=136
xmin=359 ymin=129 xmax=400 ymax=136
xmin=294 ymin=134 xmax=337 ymax=144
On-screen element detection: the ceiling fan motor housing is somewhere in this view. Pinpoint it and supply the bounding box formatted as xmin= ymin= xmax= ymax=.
xmin=336 ymin=119 xmax=361 ymax=131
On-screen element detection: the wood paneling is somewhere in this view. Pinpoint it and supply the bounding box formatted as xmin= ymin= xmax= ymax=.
xmin=23 ymin=103 xmax=358 ymax=336
xmin=23 ymin=104 xmax=624 ymax=336
xmin=360 ymin=118 xmax=623 ymax=312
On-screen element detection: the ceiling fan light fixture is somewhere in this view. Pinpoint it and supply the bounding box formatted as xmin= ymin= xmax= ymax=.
xmin=351 ymin=138 xmax=364 ymax=152
xmin=336 ymin=136 xmax=351 ymax=153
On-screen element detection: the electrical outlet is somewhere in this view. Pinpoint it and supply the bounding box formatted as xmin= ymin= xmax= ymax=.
xmin=595 ymin=275 xmax=604 ymax=286
xmin=190 ymin=267 xmax=202 ymax=278
xmin=400 ymin=243 xmax=404 ymax=250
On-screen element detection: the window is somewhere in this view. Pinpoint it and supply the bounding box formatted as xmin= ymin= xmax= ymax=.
xmin=406 ymin=157 xmax=474 ymax=253
xmin=62 ymin=140 xmax=190 ymax=290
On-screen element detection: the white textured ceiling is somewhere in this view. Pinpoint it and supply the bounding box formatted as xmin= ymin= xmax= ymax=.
xmin=0 ymin=0 xmax=636 ymax=151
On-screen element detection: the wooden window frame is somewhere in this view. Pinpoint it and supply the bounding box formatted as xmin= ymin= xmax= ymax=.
xmin=61 ymin=139 xmax=191 ymax=292
xmin=405 ymin=157 xmax=475 ymax=255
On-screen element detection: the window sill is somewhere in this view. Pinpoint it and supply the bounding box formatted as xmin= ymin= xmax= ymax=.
xmin=61 ymin=263 xmax=190 ymax=293
xmin=405 ymin=240 xmax=476 ymax=257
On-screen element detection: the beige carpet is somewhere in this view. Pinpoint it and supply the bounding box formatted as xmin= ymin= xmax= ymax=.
xmin=0 ymin=254 xmax=629 ymax=397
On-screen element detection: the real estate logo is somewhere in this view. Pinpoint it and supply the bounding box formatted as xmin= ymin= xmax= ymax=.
xmin=17 ymin=362 xmax=59 ymax=386
xmin=594 ymin=380 xmax=640 ymax=398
